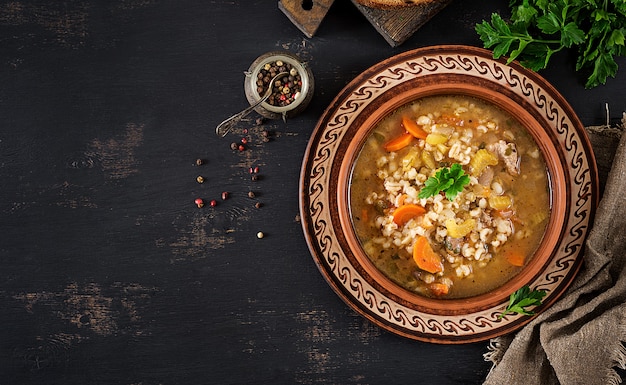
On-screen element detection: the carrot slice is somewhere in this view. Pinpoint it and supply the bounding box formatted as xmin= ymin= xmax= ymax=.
xmin=402 ymin=116 xmax=428 ymax=139
xmin=397 ymin=194 xmax=408 ymax=207
xmin=392 ymin=204 xmax=426 ymax=226
xmin=360 ymin=208 xmax=369 ymax=223
xmin=505 ymin=251 xmax=526 ymax=267
xmin=412 ymin=236 xmax=443 ymax=274
xmin=428 ymin=282 xmax=450 ymax=296
xmin=383 ymin=132 xmax=414 ymax=152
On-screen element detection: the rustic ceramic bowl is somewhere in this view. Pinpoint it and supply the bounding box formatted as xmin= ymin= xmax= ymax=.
xmin=299 ymin=45 xmax=598 ymax=343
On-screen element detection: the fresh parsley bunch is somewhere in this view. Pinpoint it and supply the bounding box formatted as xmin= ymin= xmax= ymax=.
xmin=476 ymin=0 xmax=626 ymax=88
xmin=498 ymin=285 xmax=547 ymax=319
xmin=418 ymin=163 xmax=470 ymax=201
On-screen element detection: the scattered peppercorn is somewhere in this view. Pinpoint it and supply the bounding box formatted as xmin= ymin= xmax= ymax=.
xmin=221 ymin=191 xmax=229 ymax=200
xmin=257 ymin=231 xmax=265 ymax=239
xmin=241 ymin=137 xmax=248 ymax=144
xmin=251 ymin=174 xmax=259 ymax=181
xmin=255 ymin=117 xmax=265 ymax=126
xmin=253 ymin=166 xmax=260 ymax=174
xmin=248 ymin=191 xmax=255 ymax=198
xmin=238 ymin=144 xmax=245 ymax=152
xmin=254 ymin=202 xmax=262 ymax=209
xmin=196 ymin=158 xmax=204 ymax=166
xmin=209 ymin=199 xmax=217 ymax=207
xmin=195 ymin=198 xmax=204 ymax=208
xmin=196 ymin=176 xmax=204 ymax=184
xmin=230 ymin=142 xmax=238 ymax=151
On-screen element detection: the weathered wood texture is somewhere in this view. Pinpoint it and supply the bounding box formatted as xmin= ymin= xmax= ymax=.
xmin=587 ymin=126 xmax=624 ymax=197
xmin=0 ymin=1 xmax=624 ymax=384
xmin=279 ymin=0 xmax=335 ymax=38
xmin=351 ymin=0 xmax=453 ymax=46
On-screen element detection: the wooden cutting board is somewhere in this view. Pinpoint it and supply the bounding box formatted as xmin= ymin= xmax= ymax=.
xmin=278 ymin=0 xmax=335 ymax=38
xmin=278 ymin=0 xmax=453 ymax=46
xmin=351 ymin=0 xmax=453 ymax=46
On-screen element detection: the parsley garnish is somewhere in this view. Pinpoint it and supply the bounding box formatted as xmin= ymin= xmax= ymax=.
xmin=418 ymin=163 xmax=470 ymax=201
xmin=475 ymin=0 xmax=626 ymax=88
xmin=498 ymin=285 xmax=547 ymax=319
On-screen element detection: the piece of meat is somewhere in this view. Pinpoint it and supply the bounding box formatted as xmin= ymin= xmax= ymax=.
xmin=481 ymin=211 xmax=493 ymax=227
xmin=444 ymin=236 xmax=463 ymax=254
xmin=489 ymin=140 xmax=519 ymax=175
xmin=477 ymin=166 xmax=494 ymax=186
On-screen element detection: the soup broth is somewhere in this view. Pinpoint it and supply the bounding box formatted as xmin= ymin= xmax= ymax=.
xmin=350 ymin=95 xmax=551 ymax=299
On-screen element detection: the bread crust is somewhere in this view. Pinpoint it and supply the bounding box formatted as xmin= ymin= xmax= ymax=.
xmin=354 ymin=0 xmax=436 ymax=9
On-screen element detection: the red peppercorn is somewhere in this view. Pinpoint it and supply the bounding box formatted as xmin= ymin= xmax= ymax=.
xmin=209 ymin=199 xmax=217 ymax=207
xmin=248 ymin=167 xmax=254 ymax=174
xmin=195 ymin=198 xmax=204 ymax=208
xmin=241 ymin=137 xmax=248 ymax=144
xmin=254 ymin=166 xmax=260 ymax=173
xmin=238 ymin=144 xmax=245 ymax=152
xmin=221 ymin=191 xmax=229 ymax=200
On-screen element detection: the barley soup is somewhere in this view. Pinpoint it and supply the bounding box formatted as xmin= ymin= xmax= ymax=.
xmin=349 ymin=95 xmax=551 ymax=299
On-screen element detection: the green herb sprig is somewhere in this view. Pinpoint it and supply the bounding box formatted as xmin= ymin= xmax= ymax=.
xmin=475 ymin=0 xmax=626 ymax=88
xmin=418 ymin=163 xmax=470 ymax=201
xmin=498 ymin=285 xmax=547 ymax=319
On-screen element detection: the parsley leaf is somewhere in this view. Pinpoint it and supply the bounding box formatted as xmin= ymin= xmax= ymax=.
xmin=498 ymin=285 xmax=547 ymax=319
xmin=418 ymin=163 xmax=470 ymax=201
xmin=475 ymin=0 xmax=626 ymax=88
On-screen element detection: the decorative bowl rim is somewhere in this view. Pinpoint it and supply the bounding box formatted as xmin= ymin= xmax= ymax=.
xmin=299 ymin=45 xmax=598 ymax=343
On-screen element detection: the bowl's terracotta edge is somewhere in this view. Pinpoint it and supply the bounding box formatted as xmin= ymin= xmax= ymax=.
xmin=298 ymin=44 xmax=599 ymax=344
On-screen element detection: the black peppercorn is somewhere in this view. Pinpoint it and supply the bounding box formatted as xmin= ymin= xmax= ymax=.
xmin=257 ymin=60 xmax=302 ymax=108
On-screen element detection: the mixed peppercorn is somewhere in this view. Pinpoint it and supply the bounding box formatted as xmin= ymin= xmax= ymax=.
xmin=256 ymin=60 xmax=302 ymax=107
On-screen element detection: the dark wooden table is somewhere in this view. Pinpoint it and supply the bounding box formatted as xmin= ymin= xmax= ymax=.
xmin=1 ymin=1 xmax=625 ymax=384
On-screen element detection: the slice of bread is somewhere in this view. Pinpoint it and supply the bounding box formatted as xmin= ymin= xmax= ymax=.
xmin=354 ymin=0 xmax=436 ymax=9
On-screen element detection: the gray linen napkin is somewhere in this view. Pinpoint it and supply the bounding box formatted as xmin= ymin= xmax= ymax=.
xmin=483 ymin=116 xmax=626 ymax=385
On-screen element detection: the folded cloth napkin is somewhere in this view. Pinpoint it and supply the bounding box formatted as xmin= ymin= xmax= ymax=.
xmin=483 ymin=117 xmax=626 ymax=385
